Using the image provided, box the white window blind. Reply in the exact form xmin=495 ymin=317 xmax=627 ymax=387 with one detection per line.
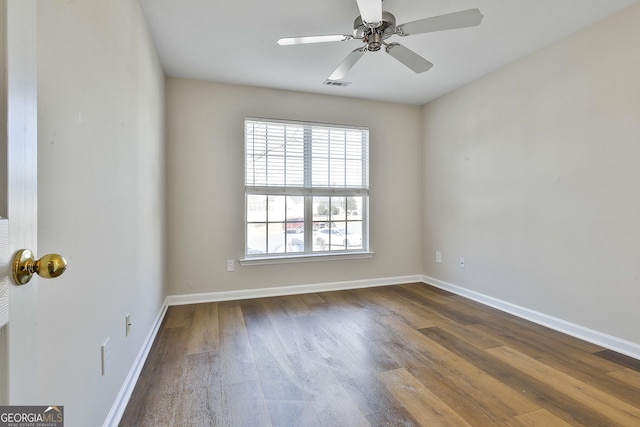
xmin=245 ymin=119 xmax=369 ymax=191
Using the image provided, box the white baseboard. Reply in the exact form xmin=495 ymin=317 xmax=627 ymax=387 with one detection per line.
xmin=103 ymin=301 xmax=169 ymax=427
xmin=103 ymin=273 xmax=639 ymax=426
xmin=422 ymin=275 xmax=640 ymax=361
xmin=165 ymin=275 xmax=423 ymax=306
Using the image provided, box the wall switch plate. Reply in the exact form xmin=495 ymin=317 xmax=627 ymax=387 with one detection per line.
xmin=435 ymin=251 xmax=442 ymax=263
xmin=226 ymin=260 xmax=235 ymax=272
xmin=126 ymin=314 xmax=132 ymax=337
xmin=459 ymin=257 xmax=465 ymax=269
xmin=101 ymin=338 xmax=111 ymax=376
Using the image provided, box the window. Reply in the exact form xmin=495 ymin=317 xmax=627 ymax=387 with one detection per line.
xmin=244 ymin=118 xmax=369 ymax=260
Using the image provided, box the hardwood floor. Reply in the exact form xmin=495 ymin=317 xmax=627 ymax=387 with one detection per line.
xmin=119 ymin=283 xmax=640 ymax=426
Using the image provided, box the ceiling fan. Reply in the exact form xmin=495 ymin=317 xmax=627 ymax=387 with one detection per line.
xmin=277 ymin=0 xmax=483 ymax=81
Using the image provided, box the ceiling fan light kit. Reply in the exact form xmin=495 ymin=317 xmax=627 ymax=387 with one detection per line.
xmin=277 ymin=0 xmax=483 ymax=82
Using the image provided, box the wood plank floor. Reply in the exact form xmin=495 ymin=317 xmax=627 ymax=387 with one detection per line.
xmin=119 ymin=283 xmax=640 ymax=426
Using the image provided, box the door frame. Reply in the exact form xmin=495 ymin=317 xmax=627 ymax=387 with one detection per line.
xmin=0 ymin=0 xmax=38 ymax=404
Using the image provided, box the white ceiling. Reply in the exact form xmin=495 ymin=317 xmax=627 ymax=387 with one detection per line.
xmin=138 ymin=0 xmax=639 ymax=105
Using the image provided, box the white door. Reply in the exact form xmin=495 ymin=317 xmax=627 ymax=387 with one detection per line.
xmin=0 ymin=0 xmax=39 ymax=404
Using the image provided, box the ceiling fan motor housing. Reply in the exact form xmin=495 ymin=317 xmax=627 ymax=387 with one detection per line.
xmin=354 ymin=11 xmax=396 ymax=51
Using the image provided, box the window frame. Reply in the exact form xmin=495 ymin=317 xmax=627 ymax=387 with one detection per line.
xmin=241 ymin=117 xmax=371 ymax=264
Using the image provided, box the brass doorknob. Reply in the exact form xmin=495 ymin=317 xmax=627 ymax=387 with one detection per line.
xmin=12 ymin=249 xmax=68 ymax=285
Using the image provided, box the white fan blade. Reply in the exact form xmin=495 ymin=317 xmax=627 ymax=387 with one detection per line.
xmin=277 ymin=34 xmax=353 ymax=45
xmin=356 ymin=0 xmax=382 ymax=26
xmin=386 ymin=43 xmax=433 ymax=73
xmin=396 ymin=9 xmax=483 ymax=36
xmin=328 ymin=48 xmax=366 ymax=80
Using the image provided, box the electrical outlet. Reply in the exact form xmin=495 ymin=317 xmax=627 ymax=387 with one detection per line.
xmin=126 ymin=314 xmax=132 ymax=337
xmin=435 ymin=251 xmax=442 ymax=263
xmin=226 ymin=260 xmax=235 ymax=272
xmin=459 ymin=257 xmax=465 ymax=269
xmin=101 ymin=338 xmax=111 ymax=376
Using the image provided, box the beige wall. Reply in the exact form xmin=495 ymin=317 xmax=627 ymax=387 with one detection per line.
xmin=37 ymin=0 xmax=165 ymax=424
xmin=422 ymin=3 xmax=640 ymax=345
xmin=166 ymin=79 xmax=423 ymax=295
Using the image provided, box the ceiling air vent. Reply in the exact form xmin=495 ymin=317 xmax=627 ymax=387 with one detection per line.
xmin=323 ymin=80 xmax=352 ymax=87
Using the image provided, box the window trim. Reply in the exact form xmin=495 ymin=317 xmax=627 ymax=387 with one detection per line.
xmin=239 ymin=251 xmax=374 ymax=266
xmin=244 ymin=117 xmax=370 ymax=261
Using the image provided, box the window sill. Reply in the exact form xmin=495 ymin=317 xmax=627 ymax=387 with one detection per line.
xmin=239 ymin=251 xmax=374 ymax=266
